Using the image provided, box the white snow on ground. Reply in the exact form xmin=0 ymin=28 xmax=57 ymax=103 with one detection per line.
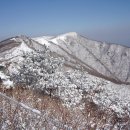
xmin=60 ymin=84 xmax=83 ymax=108
xmin=0 ymin=42 xmax=32 ymax=62
xmin=0 ymin=42 xmax=33 ymax=75
xmin=33 ymin=37 xmax=51 ymax=47
xmin=0 ymin=71 xmax=7 ymax=80
xmin=0 ymin=71 xmax=13 ymax=88
xmin=3 ymin=80 xmax=13 ymax=89
xmin=81 ymin=74 xmax=130 ymax=116
xmin=0 ymin=33 xmax=130 ymax=119
xmin=20 ymin=42 xmax=32 ymax=52
xmin=50 ymin=32 xmax=78 ymax=45
xmin=57 ymin=70 xmax=130 ymax=117
xmin=33 ymin=36 xmax=54 ymax=47
xmin=10 ymin=42 xmax=32 ymax=57
xmin=20 ymin=103 xmax=41 ymax=115
xmin=10 ymin=38 xmax=17 ymax=42
xmin=55 ymin=32 xmax=78 ymax=42
xmin=34 ymin=32 xmax=130 ymax=83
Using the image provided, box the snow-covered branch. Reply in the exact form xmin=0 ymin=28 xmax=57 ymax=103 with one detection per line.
xmin=0 ymin=92 xmax=72 ymax=130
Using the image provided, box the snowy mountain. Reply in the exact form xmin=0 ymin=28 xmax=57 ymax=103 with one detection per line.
xmin=0 ymin=32 xmax=130 ymax=85
xmin=0 ymin=35 xmax=45 ymax=72
xmin=34 ymin=32 xmax=130 ymax=85
xmin=1 ymin=33 xmax=130 ymax=129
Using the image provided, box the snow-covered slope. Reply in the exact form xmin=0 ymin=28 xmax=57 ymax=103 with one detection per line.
xmin=0 ymin=35 xmax=47 ymax=76
xmin=34 ymin=32 xmax=130 ymax=84
xmin=1 ymin=32 xmax=130 ymax=84
xmin=1 ymin=33 xmax=130 ymax=127
xmin=0 ymin=35 xmax=46 ymax=60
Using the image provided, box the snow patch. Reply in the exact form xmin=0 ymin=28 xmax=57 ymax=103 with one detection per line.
xmin=33 ymin=37 xmax=51 ymax=47
xmin=3 ymin=80 xmax=13 ymax=89
xmin=0 ymin=71 xmax=13 ymax=88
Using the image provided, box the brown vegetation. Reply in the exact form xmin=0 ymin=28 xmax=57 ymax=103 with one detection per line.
xmin=0 ymin=86 xmax=130 ymax=129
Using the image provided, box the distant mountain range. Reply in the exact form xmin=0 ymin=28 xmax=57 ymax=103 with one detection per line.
xmin=0 ymin=32 xmax=130 ymax=85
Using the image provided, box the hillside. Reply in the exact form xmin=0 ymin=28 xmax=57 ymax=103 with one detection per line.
xmin=34 ymin=32 xmax=130 ymax=84
xmin=0 ymin=33 xmax=130 ymax=129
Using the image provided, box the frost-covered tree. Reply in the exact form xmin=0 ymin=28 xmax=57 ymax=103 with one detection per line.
xmin=11 ymin=48 xmax=64 ymax=96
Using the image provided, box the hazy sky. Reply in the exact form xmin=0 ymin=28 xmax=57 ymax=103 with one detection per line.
xmin=0 ymin=0 xmax=130 ymax=46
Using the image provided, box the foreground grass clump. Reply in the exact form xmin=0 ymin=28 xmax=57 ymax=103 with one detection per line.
xmin=0 ymin=86 xmax=130 ymax=130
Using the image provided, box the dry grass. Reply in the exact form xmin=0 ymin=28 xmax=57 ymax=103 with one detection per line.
xmin=0 ymin=86 xmax=73 ymax=129
xmin=0 ymin=86 xmax=130 ymax=130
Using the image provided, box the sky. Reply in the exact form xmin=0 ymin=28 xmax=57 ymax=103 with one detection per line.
xmin=0 ymin=0 xmax=130 ymax=46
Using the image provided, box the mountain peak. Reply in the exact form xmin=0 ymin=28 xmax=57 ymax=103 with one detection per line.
xmin=55 ymin=32 xmax=79 ymax=42
xmin=61 ymin=32 xmax=79 ymax=37
xmin=65 ymin=32 xmax=78 ymax=36
xmin=56 ymin=32 xmax=79 ymax=39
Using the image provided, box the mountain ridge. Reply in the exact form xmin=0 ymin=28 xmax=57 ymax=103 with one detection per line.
xmin=0 ymin=32 xmax=130 ymax=85
xmin=34 ymin=32 xmax=130 ymax=84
